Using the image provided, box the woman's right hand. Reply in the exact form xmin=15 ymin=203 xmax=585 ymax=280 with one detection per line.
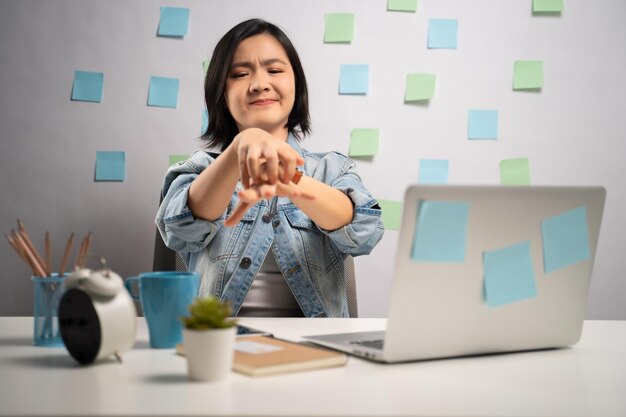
xmin=234 ymin=128 xmax=304 ymax=188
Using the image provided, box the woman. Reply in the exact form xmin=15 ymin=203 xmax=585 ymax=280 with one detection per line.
xmin=156 ymin=19 xmax=384 ymax=318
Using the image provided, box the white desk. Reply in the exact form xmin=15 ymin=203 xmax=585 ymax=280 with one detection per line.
xmin=1 ymin=318 xmax=625 ymax=417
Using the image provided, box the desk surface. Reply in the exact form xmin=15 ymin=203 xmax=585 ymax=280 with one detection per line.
xmin=1 ymin=318 xmax=625 ymax=417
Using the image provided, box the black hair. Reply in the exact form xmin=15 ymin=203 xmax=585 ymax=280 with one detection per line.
xmin=202 ymin=19 xmax=311 ymax=150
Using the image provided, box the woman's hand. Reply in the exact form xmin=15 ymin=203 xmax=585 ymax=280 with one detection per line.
xmin=222 ymin=128 xmax=314 ymax=227
xmin=224 ymin=179 xmax=315 ymax=228
xmin=235 ymin=128 xmax=304 ymax=188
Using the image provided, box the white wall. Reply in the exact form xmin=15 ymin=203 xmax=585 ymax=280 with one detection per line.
xmin=1 ymin=0 xmax=624 ymax=318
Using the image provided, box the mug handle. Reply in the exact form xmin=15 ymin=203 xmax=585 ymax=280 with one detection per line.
xmin=124 ymin=276 xmax=140 ymax=301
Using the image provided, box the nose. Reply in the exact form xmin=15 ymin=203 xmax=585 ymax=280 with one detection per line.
xmin=249 ymin=71 xmax=270 ymax=93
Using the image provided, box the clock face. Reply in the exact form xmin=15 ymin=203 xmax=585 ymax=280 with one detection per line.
xmin=59 ymin=288 xmax=102 ymax=365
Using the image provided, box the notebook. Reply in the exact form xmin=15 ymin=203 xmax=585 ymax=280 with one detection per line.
xmin=304 ymin=185 xmax=606 ymax=363
xmin=232 ymin=336 xmax=347 ymax=376
xmin=176 ymin=335 xmax=347 ymax=376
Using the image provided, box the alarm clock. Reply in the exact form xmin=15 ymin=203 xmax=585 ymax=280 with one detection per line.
xmin=58 ymin=263 xmax=136 ymax=365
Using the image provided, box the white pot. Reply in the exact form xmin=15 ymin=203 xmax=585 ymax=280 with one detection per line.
xmin=183 ymin=326 xmax=237 ymax=382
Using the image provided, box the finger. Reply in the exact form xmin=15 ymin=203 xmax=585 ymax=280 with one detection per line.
xmin=224 ymin=201 xmax=251 ymax=228
xmin=258 ymin=183 xmax=277 ymax=199
xmin=246 ymin=148 xmax=263 ymax=185
xmin=238 ymin=188 xmax=263 ymax=204
xmin=240 ymin=159 xmax=251 ymax=188
xmin=281 ymin=156 xmax=297 ymax=184
xmin=264 ymin=150 xmax=279 ymax=185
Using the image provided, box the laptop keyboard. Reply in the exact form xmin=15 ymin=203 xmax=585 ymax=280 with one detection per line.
xmin=350 ymin=339 xmax=384 ymax=350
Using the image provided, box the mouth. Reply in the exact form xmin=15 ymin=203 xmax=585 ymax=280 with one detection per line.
xmin=250 ymin=99 xmax=278 ymax=106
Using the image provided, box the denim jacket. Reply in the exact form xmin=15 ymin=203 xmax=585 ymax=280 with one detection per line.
xmin=155 ymin=134 xmax=384 ymax=317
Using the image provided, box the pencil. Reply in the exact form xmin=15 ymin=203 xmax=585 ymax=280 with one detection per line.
xmin=78 ymin=232 xmax=91 ymax=268
xmin=17 ymin=220 xmax=49 ymax=277
xmin=10 ymin=230 xmax=43 ymax=277
xmin=13 ymin=231 xmax=47 ymax=277
xmin=58 ymin=233 xmax=74 ymax=276
xmin=79 ymin=232 xmax=92 ymax=268
xmin=45 ymin=231 xmax=51 ymax=276
xmin=6 ymin=233 xmax=33 ymax=270
xmin=75 ymin=236 xmax=86 ymax=269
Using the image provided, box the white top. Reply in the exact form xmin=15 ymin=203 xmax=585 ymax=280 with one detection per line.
xmin=238 ymin=251 xmax=303 ymax=317
xmin=0 ymin=318 xmax=625 ymax=417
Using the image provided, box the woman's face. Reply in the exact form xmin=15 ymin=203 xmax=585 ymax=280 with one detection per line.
xmin=225 ymin=34 xmax=296 ymax=139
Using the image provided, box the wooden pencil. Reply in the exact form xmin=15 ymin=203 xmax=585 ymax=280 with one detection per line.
xmin=17 ymin=220 xmax=49 ymax=277
xmin=45 ymin=231 xmax=51 ymax=276
xmin=79 ymin=232 xmax=92 ymax=268
xmin=58 ymin=233 xmax=74 ymax=276
xmin=13 ymin=231 xmax=47 ymax=277
xmin=75 ymin=236 xmax=86 ymax=269
xmin=6 ymin=233 xmax=33 ymax=270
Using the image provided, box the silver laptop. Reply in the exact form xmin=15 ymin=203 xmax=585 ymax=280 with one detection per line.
xmin=304 ymin=185 xmax=606 ymax=363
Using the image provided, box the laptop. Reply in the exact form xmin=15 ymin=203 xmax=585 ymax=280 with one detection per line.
xmin=304 ymin=185 xmax=606 ymax=363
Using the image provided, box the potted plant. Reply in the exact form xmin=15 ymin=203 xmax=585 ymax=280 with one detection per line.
xmin=181 ymin=296 xmax=238 ymax=382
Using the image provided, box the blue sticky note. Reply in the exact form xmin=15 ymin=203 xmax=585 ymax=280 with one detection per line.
xmin=484 ymin=241 xmax=537 ymax=308
xmin=428 ymin=19 xmax=458 ymax=49
xmin=541 ymin=206 xmax=590 ymax=273
xmin=339 ymin=64 xmax=369 ymax=95
xmin=419 ymin=159 xmax=449 ymax=184
xmin=71 ymin=71 xmax=103 ymax=103
xmin=411 ymin=201 xmax=469 ymax=263
xmin=201 ymin=109 xmax=209 ymax=134
xmin=158 ymin=7 xmax=190 ymax=37
xmin=148 ymin=76 xmax=179 ymax=108
xmin=95 ymin=151 xmax=125 ymax=182
xmin=468 ymin=109 xmax=498 ymax=140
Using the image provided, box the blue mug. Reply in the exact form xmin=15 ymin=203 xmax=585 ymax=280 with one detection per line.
xmin=125 ymin=271 xmax=199 ymax=349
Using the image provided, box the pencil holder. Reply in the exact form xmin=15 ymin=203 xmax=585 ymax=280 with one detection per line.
xmin=32 ymin=275 xmax=65 ymax=347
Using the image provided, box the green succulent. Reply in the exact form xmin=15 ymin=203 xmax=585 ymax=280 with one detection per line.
xmin=181 ymin=296 xmax=238 ymax=330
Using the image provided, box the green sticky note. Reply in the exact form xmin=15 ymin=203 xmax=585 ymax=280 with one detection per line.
xmin=95 ymin=151 xmax=125 ymax=182
xmin=379 ymin=200 xmax=403 ymax=231
xmin=202 ymin=59 xmax=210 ymax=76
xmin=405 ymin=74 xmax=436 ymax=101
xmin=541 ymin=206 xmax=590 ymax=273
xmin=411 ymin=201 xmax=469 ymax=263
xmin=324 ymin=13 xmax=354 ymax=43
xmin=169 ymin=154 xmax=188 ymax=167
xmin=484 ymin=241 xmax=537 ymax=308
xmin=533 ymin=0 xmax=563 ymax=13
xmin=349 ymin=128 xmax=379 ymax=157
xmin=387 ymin=0 xmax=418 ymax=12
xmin=500 ymin=158 xmax=531 ymax=185
xmin=513 ymin=61 xmax=544 ymax=90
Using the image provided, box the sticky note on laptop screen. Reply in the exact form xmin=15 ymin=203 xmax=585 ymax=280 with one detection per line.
xmin=411 ymin=201 xmax=469 ymax=262
xmin=541 ymin=206 xmax=590 ymax=273
xmin=484 ymin=241 xmax=537 ymax=308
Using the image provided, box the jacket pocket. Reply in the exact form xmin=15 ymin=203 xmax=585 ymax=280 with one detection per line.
xmin=208 ymin=204 xmax=260 ymax=262
xmin=284 ymin=209 xmax=339 ymax=273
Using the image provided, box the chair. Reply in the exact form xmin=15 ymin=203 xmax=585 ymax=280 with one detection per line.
xmin=153 ymin=222 xmax=359 ymax=317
